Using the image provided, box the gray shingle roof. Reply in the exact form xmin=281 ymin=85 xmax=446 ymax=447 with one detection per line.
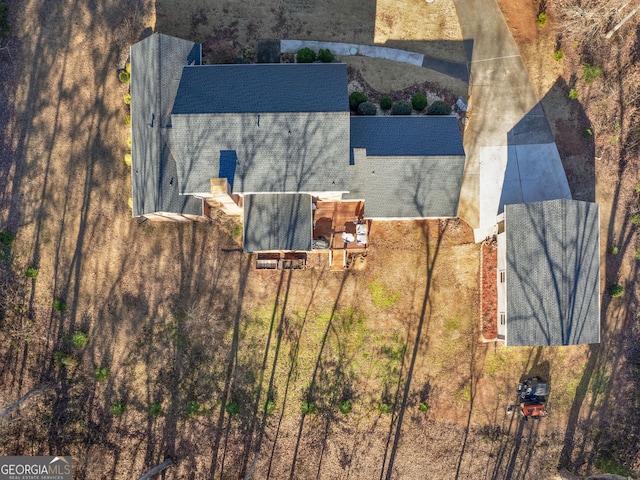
xmin=130 ymin=33 xmax=203 ymax=217
xmin=243 ymin=194 xmax=312 ymax=252
xmin=172 ymin=64 xmax=349 ymax=114
xmin=349 ymin=116 xmax=464 ymax=164
xmin=344 ymin=155 xmax=465 ymax=218
xmin=505 ymin=199 xmax=600 ymax=346
xmin=168 ymin=112 xmax=350 ymax=194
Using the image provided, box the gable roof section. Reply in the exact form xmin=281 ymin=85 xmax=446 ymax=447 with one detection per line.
xmin=243 ymin=194 xmax=312 ymax=252
xmin=349 ymin=116 xmax=465 ymax=164
xmin=345 ymin=116 xmax=465 ymax=218
xmin=130 ymin=33 xmax=203 ymax=217
xmin=505 ymin=199 xmax=600 ymax=346
xmin=172 ymin=63 xmax=348 ymax=114
xmin=169 ymin=112 xmax=350 ymax=195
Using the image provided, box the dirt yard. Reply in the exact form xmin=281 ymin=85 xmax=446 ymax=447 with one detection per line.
xmin=0 ymin=0 xmax=638 ymax=478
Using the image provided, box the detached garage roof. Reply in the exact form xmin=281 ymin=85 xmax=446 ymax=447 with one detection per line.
xmin=505 ymin=199 xmax=600 ymax=346
xmin=243 ymin=194 xmax=313 ymax=252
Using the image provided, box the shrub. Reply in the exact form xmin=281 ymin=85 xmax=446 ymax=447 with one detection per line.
xmin=0 ymin=230 xmax=14 ymax=246
xmin=609 ymin=284 xmax=624 ymax=297
xmin=427 ymin=100 xmax=452 ymax=115
xmin=391 ymin=100 xmax=413 ymax=115
xmin=225 ymin=401 xmax=240 ymax=415
xmin=631 ymin=213 xmax=640 ymax=225
xmin=357 ymin=101 xmax=377 ymax=116
xmin=53 ymin=352 xmax=78 ymax=368
xmin=418 ymin=402 xmax=430 ymax=412
xmin=338 ymin=400 xmax=352 ymax=414
xmin=568 ymin=88 xmax=579 ymax=100
xmin=123 ymin=93 xmax=131 ymax=105
xmin=301 ymin=401 xmax=317 ymax=415
xmin=125 ymin=61 xmax=130 ymax=74
xmin=52 ymin=299 xmax=66 ymax=312
xmin=608 ymin=246 xmax=619 ymax=255
xmin=380 ymin=95 xmax=392 ymax=110
xmin=25 ymin=266 xmax=39 ymax=278
xmin=296 ymin=47 xmax=316 ymax=63
xmin=635 ymin=249 xmax=640 ymax=260
xmin=379 ymin=403 xmax=391 ymax=414
xmin=536 ymin=12 xmax=547 ymax=27
xmin=553 ymin=50 xmax=564 ymax=61
xmin=582 ymin=128 xmax=593 ymax=138
xmin=149 ymin=402 xmax=162 ymax=416
xmin=411 ymin=93 xmax=427 ymax=111
xmin=0 ymin=3 xmax=10 ymax=37
xmin=582 ymin=64 xmax=603 ymax=84
xmin=110 ymin=401 xmax=126 ymax=416
xmin=264 ymin=400 xmax=276 ymax=414
xmin=71 ymin=331 xmax=88 ymax=348
xmin=187 ymin=400 xmax=200 ymax=416
xmin=126 ymin=136 xmax=132 ymax=148
xmin=118 ymin=70 xmax=130 ymax=84
xmin=125 ymin=114 xmax=131 ymax=126
xmin=95 ymin=366 xmax=110 ymax=381
xmin=124 ymin=153 xmax=132 ymax=166
xmin=317 ymin=48 xmax=334 ymax=63
xmin=349 ymin=92 xmax=367 ymax=111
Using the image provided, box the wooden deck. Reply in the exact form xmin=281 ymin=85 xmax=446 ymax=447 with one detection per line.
xmin=313 ymin=200 xmax=368 ymax=251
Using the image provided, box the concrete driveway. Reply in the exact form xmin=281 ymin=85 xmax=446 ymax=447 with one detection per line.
xmin=453 ymin=0 xmax=571 ymax=241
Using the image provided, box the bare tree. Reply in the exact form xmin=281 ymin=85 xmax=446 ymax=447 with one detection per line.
xmin=0 ymin=383 xmax=54 ymax=421
xmin=557 ymin=0 xmax=633 ymax=40
xmin=138 ymin=458 xmax=174 ymax=480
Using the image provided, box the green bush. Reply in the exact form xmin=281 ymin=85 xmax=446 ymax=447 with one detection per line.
xmin=95 ymin=366 xmax=110 ymax=381
xmin=582 ymin=64 xmax=603 ymax=84
xmin=72 ymin=331 xmax=88 ymax=348
xmin=608 ymin=246 xmax=619 ymax=255
xmin=225 ymin=401 xmax=240 ymax=415
xmin=635 ymin=249 xmax=640 ymax=260
xmin=264 ymin=400 xmax=276 ymax=414
xmin=536 ymin=12 xmax=547 ymax=27
xmin=411 ymin=93 xmax=428 ymax=111
xmin=418 ymin=402 xmax=430 ymax=412
xmin=391 ymin=100 xmax=413 ymax=115
xmin=25 ymin=266 xmax=39 ymax=278
xmin=357 ymin=101 xmax=377 ymax=116
xmin=53 ymin=351 xmax=78 ymax=368
xmin=123 ymin=93 xmax=131 ymax=105
xmin=338 ymin=400 xmax=352 ymax=414
xmin=568 ymin=88 xmax=579 ymax=100
xmin=317 ymin=48 xmax=334 ymax=63
xmin=427 ymin=100 xmax=452 ymax=115
xmin=609 ymin=284 xmax=624 ymax=297
xmin=124 ymin=153 xmax=132 ymax=167
xmin=582 ymin=128 xmax=593 ymax=138
xmin=380 ymin=95 xmax=392 ymax=110
xmin=0 ymin=3 xmax=10 ymax=37
xmin=0 ymin=230 xmax=14 ymax=247
xmin=301 ymin=401 xmax=317 ymax=415
xmin=125 ymin=114 xmax=131 ymax=126
xmin=553 ymin=50 xmax=564 ymax=61
xmin=149 ymin=402 xmax=162 ymax=416
xmin=631 ymin=213 xmax=640 ymax=225
xmin=118 ymin=71 xmax=130 ymax=84
xmin=187 ymin=400 xmax=200 ymax=416
xmin=349 ymin=92 xmax=367 ymax=111
xmin=110 ymin=401 xmax=126 ymax=416
xmin=296 ymin=47 xmax=316 ymax=63
xmin=379 ymin=403 xmax=391 ymax=414
xmin=126 ymin=136 xmax=132 ymax=148
xmin=52 ymin=299 xmax=66 ymax=312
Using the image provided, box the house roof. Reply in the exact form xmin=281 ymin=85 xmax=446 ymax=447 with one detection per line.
xmin=243 ymin=194 xmax=313 ymax=252
xmin=344 ymin=116 xmax=466 ymax=218
xmin=172 ymin=63 xmax=349 ymax=114
xmin=505 ymin=199 xmax=600 ymax=346
xmin=168 ymin=112 xmax=350 ymax=195
xmin=130 ymin=33 xmax=203 ymax=217
xmin=349 ymin=116 xmax=465 ymax=164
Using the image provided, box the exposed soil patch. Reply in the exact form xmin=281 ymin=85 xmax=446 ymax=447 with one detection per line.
xmin=480 ymin=241 xmax=497 ymax=340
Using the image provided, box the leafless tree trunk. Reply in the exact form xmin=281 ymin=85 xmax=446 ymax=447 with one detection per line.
xmin=557 ymin=0 xmax=632 ymax=40
xmin=138 ymin=458 xmax=174 ymax=480
xmin=0 ymin=383 xmax=54 ymax=421
xmin=605 ymin=5 xmax=640 ymax=39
